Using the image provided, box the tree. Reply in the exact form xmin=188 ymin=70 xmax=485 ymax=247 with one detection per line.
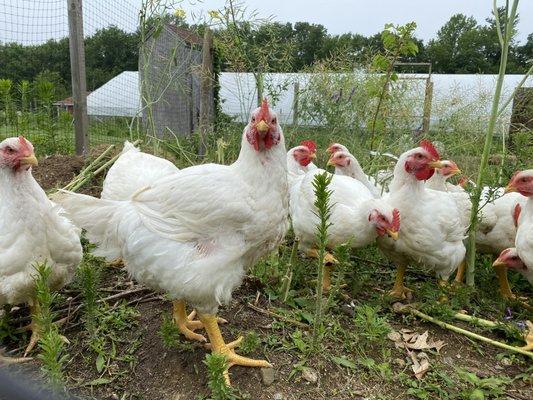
xmin=426 ymin=14 xmax=480 ymax=72
xmin=84 ymin=26 xmax=139 ymax=90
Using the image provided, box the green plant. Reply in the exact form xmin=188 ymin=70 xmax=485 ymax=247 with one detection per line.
xmin=353 ymin=305 xmax=391 ymax=344
xmin=239 ymin=331 xmax=261 ymax=355
xmin=311 ymin=171 xmax=333 ymax=350
xmin=0 ymin=78 xmax=13 ymax=126
xmin=76 ymin=253 xmax=102 ymax=335
xmin=456 ymin=368 xmax=511 ymax=399
xmin=33 ymin=262 xmax=68 ymax=387
xmin=466 ymin=0 xmax=530 ymax=285
xmin=204 ymin=353 xmax=238 ymax=400
xmin=158 ymin=314 xmax=193 ymax=351
xmin=369 ymin=22 xmax=419 ymax=148
xmin=86 ymin=301 xmax=140 ymax=375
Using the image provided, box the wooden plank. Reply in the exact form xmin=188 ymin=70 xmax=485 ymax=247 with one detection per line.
xmin=67 ymin=0 xmax=89 ymax=156
xmin=198 ymin=28 xmax=214 ymax=157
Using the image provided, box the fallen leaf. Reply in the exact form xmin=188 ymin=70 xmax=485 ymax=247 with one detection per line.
xmin=409 ymin=351 xmax=430 ymax=380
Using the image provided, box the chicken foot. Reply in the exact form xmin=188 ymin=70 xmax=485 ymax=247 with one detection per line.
xmin=307 ymin=248 xmax=338 ymax=292
xmin=389 ymin=264 xmax=412 ymax=299
xmin=172 ymin=300 xmax=227 ymax=343
xmin=198 ymin=312 xmax=272 ymax=385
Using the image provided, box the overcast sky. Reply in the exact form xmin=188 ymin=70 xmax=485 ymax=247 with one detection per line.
xmin=0 ymin=0 xmax=531 ymax=45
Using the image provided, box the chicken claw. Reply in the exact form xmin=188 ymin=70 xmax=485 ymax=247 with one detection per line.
xmin=199 ymin=313 xmax=272 ymax=385
xmin=173 ymin=300 xmax=207 ymax=342
xmin=388 ymin=265 xmax=412 ymax=299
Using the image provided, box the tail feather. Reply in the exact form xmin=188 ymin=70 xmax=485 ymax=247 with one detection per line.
xmin=53 ymin=190 xmax=134 ymax=261
xmin=120 ymin=140 xmax=140 ymax=155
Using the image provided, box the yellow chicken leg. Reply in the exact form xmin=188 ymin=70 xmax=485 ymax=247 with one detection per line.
xmin=454 ymin=260 xmax=466 ymax=283
xmin=21 ymin=303 xmax=40 ymax=357
xmin=389 ymin=265 xmax=412 ymax=299
xmin=172 ymin=300 xmax=228 ymax=343
xmin=493 ymin=265 xmax=515 ymax=300
xmin=198 ymin=312 xmax=272 ymax=385
xmin=307 ymin=249 xmax=338 ymax=292
xmin=520 ymin=321 xmax=533 ymax=352
xmin=173 ymin=300 xmax=208 ymax=343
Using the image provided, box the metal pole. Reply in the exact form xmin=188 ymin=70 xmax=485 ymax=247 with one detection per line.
xmin=67 ymin=0 xmax=89 ymax=156
xmin=198 ymin=28 xmax=214 ymax=158
xmin=292 ymin=81 xmax=300 ymax=126
xmin=422 ymin=79 xmax=433 ymax=134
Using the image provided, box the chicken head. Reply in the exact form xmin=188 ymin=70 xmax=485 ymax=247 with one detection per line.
xmin=246 ymin=99 xmax=282 ymax=152
xmin=0 ymin=136 xmax=38 ymax=172
xmin=505 ymin=170 xmax=533 ymax=197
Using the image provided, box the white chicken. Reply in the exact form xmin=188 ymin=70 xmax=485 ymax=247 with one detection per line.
xmin=377 ymin=140 xmax=466 ymax=298
xmin=287 ymin=140 xmax=317 ymax=187
xmin=290 ymin=152 xmax=400 ymax=291
xmin=326 ymin=150 xmax=381 ymax=198
xmin=55 ymin=100 xmax=288 ymax=383
xmin=101 ymin=141 xmax=179 ymax=200
xmin=425 ymin=160 xmax=463 ymax=193
xmin=0 ymin=136 xmax=82 ymax=359
xmin=501 ymin=170 xmax=533 ymax=288
xmin=327 ymin=143 xmax=393 ymax=194
xmin=493 ymin=248 xmax=533 ymax=285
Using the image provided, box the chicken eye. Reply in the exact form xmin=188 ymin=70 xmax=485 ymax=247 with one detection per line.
xmin=251 ymin=116 xmax=256 ymax=122
xmin=4 ymin=146 xmax=14 ymax=154
xmin=271 ymin=118 xmax=277 ymax=124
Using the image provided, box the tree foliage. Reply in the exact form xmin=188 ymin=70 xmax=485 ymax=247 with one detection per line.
xmin=0 ymin=7 xmax=530 ymax=102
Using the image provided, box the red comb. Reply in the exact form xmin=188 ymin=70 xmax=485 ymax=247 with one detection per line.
xmin=392 ymin=208 xmax=400 ymax=231
xmin=420 ymin=140 xmax=440 ymax=160
xmin=513 ymin=203 xmax=522 ymax=228
xmin=18 ymin=136 xmax=31 ymax=152
xmin=300 ymin=140 xmax=316 ymax=153
xmin=258 ymin=98 xmax=269 ymax=121
xmin=500 ymin=248 xmax=512 ymax=257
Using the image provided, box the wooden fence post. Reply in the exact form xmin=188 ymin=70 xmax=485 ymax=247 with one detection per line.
xmin=67 ymin=0 xmax=89 ymax=156
xmin=422 ymin=78 xmax=434 ymax=134
xmin=292 ymin=81 xmax=300 ymax=126
xmin=198 ymin=28 xmax=214 ymax=158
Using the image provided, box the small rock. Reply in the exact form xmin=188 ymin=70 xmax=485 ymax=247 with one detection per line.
xmin=394 ymin=358 xmax=406 ymax=367
xmin=261 ymin=367 xmax=275 ymax=386
xmin=341 ymin=304 xmax=355 ymax=317
xmin=456 ymin=354 xmax=462 ymax=359
xmin=443 ymin=357 xmax=454 ymax=365
xmin=301 ymin=367 xmax=318 ymax=384
xmin=110 ymin=394 xmax=119 ymax=400
xmin=500 ymin=357 xmax=512 ymax=366
xmin=273 ymin=393 xmax=284 ymax=400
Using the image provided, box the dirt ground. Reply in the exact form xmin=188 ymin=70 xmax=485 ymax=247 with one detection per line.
xmin=2 ymin=154 xmax=532 ymax=400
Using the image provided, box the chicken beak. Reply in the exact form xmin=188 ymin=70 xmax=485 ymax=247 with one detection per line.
xmin=504 ymin=183 xmax=517 ymax=194
xmin=492 ymin=258 xmax=506 ymax=268
xmin=256 ymin=120 xmax=269 ymax=134
xmin=386 ymin=229 xmax=399 ymax=241
xmin=20 ymin=154 xmax=38 ymax=167
xmin=309 ymin=152 xmax=317 ymax=160
xmin=451 ymin=167 xmax=462 ymax=176
xmin=428 ymin=160 xmax=445 ymax=169
xmin=326 ymin=158 xmax=335 ymax=167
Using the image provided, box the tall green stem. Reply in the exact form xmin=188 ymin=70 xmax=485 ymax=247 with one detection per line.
xmin=465 ymin=0 xmax=519 ymax=286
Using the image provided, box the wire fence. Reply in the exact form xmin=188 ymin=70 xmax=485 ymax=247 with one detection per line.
xmin=0 ymin=0 xmax=213 ymax=155
xmin=0 ymin=0 xmax=531 ymax=158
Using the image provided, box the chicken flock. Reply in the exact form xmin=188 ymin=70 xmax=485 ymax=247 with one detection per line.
xmin=0 ymin=99 xmax=531 ymax=384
